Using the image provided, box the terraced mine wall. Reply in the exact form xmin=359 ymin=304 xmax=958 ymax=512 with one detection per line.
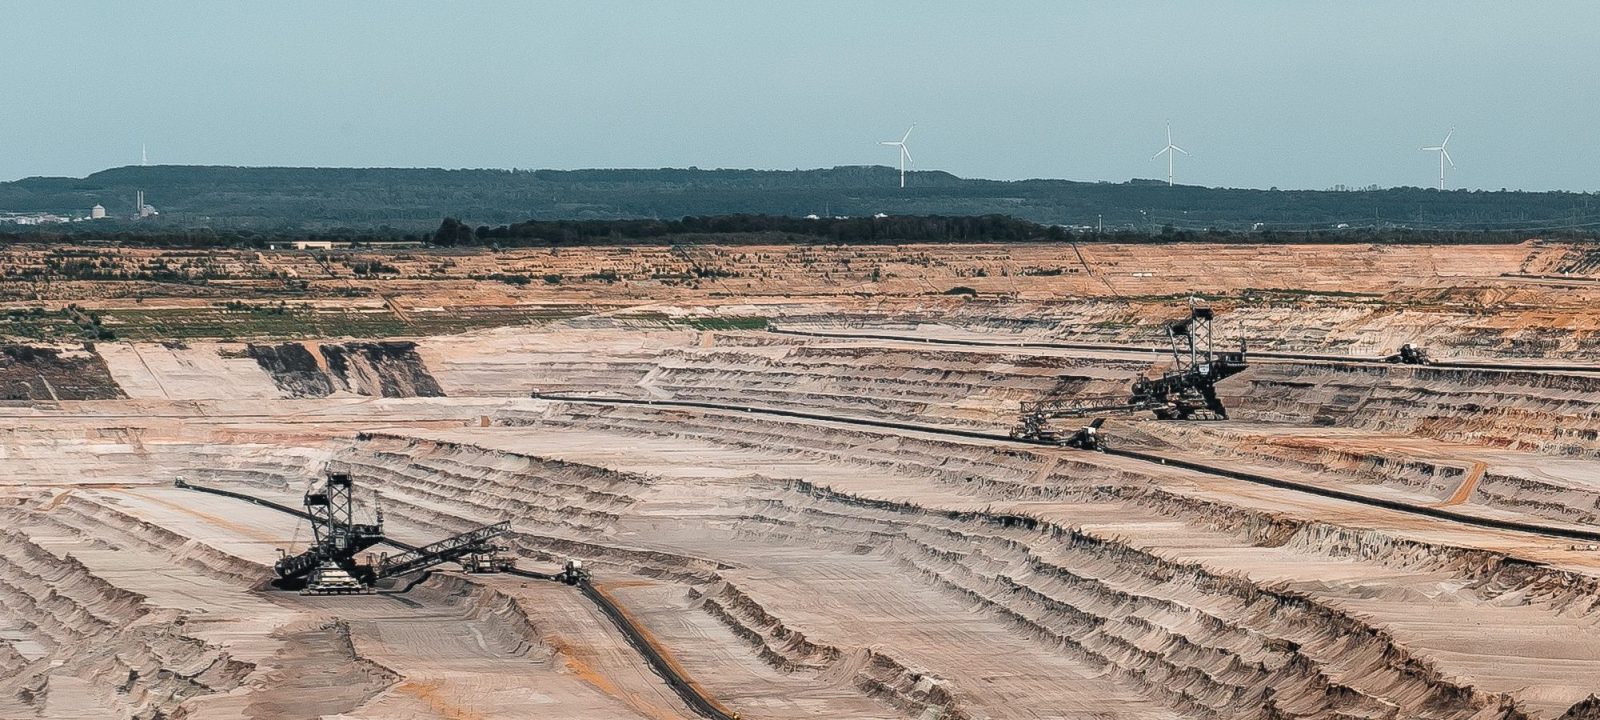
xmin=0 ymin=345 xmax=125 ymax=401
xmin=492 ymin=332 xmax=1145 ymax=429
xmin=1133 ymin=420 xmax=1573 ymax=512
xmin=775 ymin=479 xmax=1529 ymax=720
xmin=788 ymin=290 xmax=1600 ymax=361
xmin=533 ymin=401 xmax=1600 ymax=710
xmin=8 ymin=241 xmax=1600 ymax=718
xmin=321 ymin=342 xmax=445 ymax=398
xmin=247 ymin=341 xmax=443 ymax=398
xmin=0 ymin=528 xmax=255 ymax=718
xmin=1225 ymin=362 xmax=1600 ymax=457
xmin=245 ymin=343 xmax=333 ymax=397
xmin=7 ymin=337 xmax=1599 ymax=717
xmin=348 ymin=412 xmax=1595 ymax=719
xmin=2 ymin=242 xmax=1595 ymax=359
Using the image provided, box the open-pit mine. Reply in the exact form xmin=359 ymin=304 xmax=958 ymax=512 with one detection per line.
xmin=3 ymin=239 xmax=1600 ymax=719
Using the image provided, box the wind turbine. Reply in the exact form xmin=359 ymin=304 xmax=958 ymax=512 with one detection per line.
xmin=1420 ymin=128 xmax=1455 ymax=190
xmin=1151 ymin=122 xmax=1188 ymax=187
xmin=880 ymin=124 xmax=914 ymax=188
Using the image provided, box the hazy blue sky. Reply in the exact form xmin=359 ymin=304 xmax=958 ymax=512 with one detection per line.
xmin=3 ymin=2 xmax=1597 ymax=190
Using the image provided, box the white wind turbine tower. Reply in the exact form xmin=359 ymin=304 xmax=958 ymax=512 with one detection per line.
xmin=880 ymin=124 xmax=914 ymax=188
xmin=1420 ymin=128 xmax=1455 ymax=190
xmin=1151 ymin=122 xmax=1188 ymax=187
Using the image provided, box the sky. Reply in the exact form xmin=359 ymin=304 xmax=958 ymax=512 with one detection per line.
xmin=3 ymin=2 xmax=1598 ymax=191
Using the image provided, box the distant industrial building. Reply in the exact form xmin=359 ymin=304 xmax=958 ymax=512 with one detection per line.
xmin=90 ymin=205 xmax=106 ymax=219
xmin=0 ymin=213 xmax=69 ymax=225
xmin=136 ymin=191 xmax=158 ymax=218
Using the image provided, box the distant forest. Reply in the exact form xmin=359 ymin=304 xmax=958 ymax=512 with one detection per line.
xmin=435 ymin=215 xmax=1551 ymax=248
xmin=0 ymin=212 xmax=1569 ymax=250
xmin=437 ymin=214 xmax=1066 ymax=246
xmin=2 ymin=165 xmax=1598 ymax=235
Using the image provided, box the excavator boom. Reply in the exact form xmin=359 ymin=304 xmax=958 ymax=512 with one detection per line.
xmin=375 ymin=521 xmax=512 ymax=579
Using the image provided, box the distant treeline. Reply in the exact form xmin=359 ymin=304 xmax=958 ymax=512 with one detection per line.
xmin=4 ymin=165 xmax=1600 ymax=232
xmin=0 ymin=214 xmax=1585 ymax=249
xmin=438 ymin=214 xmax=1578 ymax=248
xmin=438 ymin=214 xmax=1067 ymax=246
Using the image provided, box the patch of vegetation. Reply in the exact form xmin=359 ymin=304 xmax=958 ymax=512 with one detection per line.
xmin=450 ymin=214 xmax=1063 ymax=248
xmin=220 ymin=300 xmax=292 ymax=314
xmin=1239 ymin=287 xmax=1384 ymax=299
xmin=686 ymin=316 xmax=769 ymax=331
xmin=348 ymin=260 xmax=400 ymax=277
xmin=64 ymin=304 xmax=115 ymax=340
xmin=469 ymin=273 xmax=531 ymax=286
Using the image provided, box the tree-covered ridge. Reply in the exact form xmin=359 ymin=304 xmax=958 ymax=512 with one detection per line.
xmin=1 ymin=165 xmax=1597 ymax=233
xmin=439 ymin=214 xmax=1063 ymax=246
xmin=0 ymin=214 xmax=1575 ymax=249
xmin=436 ymin=215 xmax=1550 ymax=248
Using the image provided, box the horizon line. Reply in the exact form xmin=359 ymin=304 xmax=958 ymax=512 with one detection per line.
xmin=1 ymin=164 xmax=1595 ymax=195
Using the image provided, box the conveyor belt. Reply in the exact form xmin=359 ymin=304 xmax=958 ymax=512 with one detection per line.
xmin=580 ymin=581 xmax=741 ymax=720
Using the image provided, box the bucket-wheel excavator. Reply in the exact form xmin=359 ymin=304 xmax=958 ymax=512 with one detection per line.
xmin=1013 ymin=302 xmax=1249 ymax=443
xmin=271 ymin=471 xmax=514 ymax=594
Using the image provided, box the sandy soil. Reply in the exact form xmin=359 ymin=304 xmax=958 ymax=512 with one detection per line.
xmin=1 ymin=242 xmax=1599 ymax=718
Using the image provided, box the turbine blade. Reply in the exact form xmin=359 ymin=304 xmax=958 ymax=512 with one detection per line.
xmin=1421 ymin=145 xmax=1442 ymax=151
xmin=1442 ymin=127 xmax=1454 ymax=146
xmin=1152 ymin=148 xmax=1168 ymax=160
xmin=901 ymin=145 xmax=913 ymax=163
xmin=1443 ymin=149 xmax=1455 ymax=167
xmin=1172 ymin=145 xmax=1189 ymax=155
xmin=881 ymin=141 xmax=899 ymax=146
xmin=901 ymin=125 xmax=914 ymax=143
